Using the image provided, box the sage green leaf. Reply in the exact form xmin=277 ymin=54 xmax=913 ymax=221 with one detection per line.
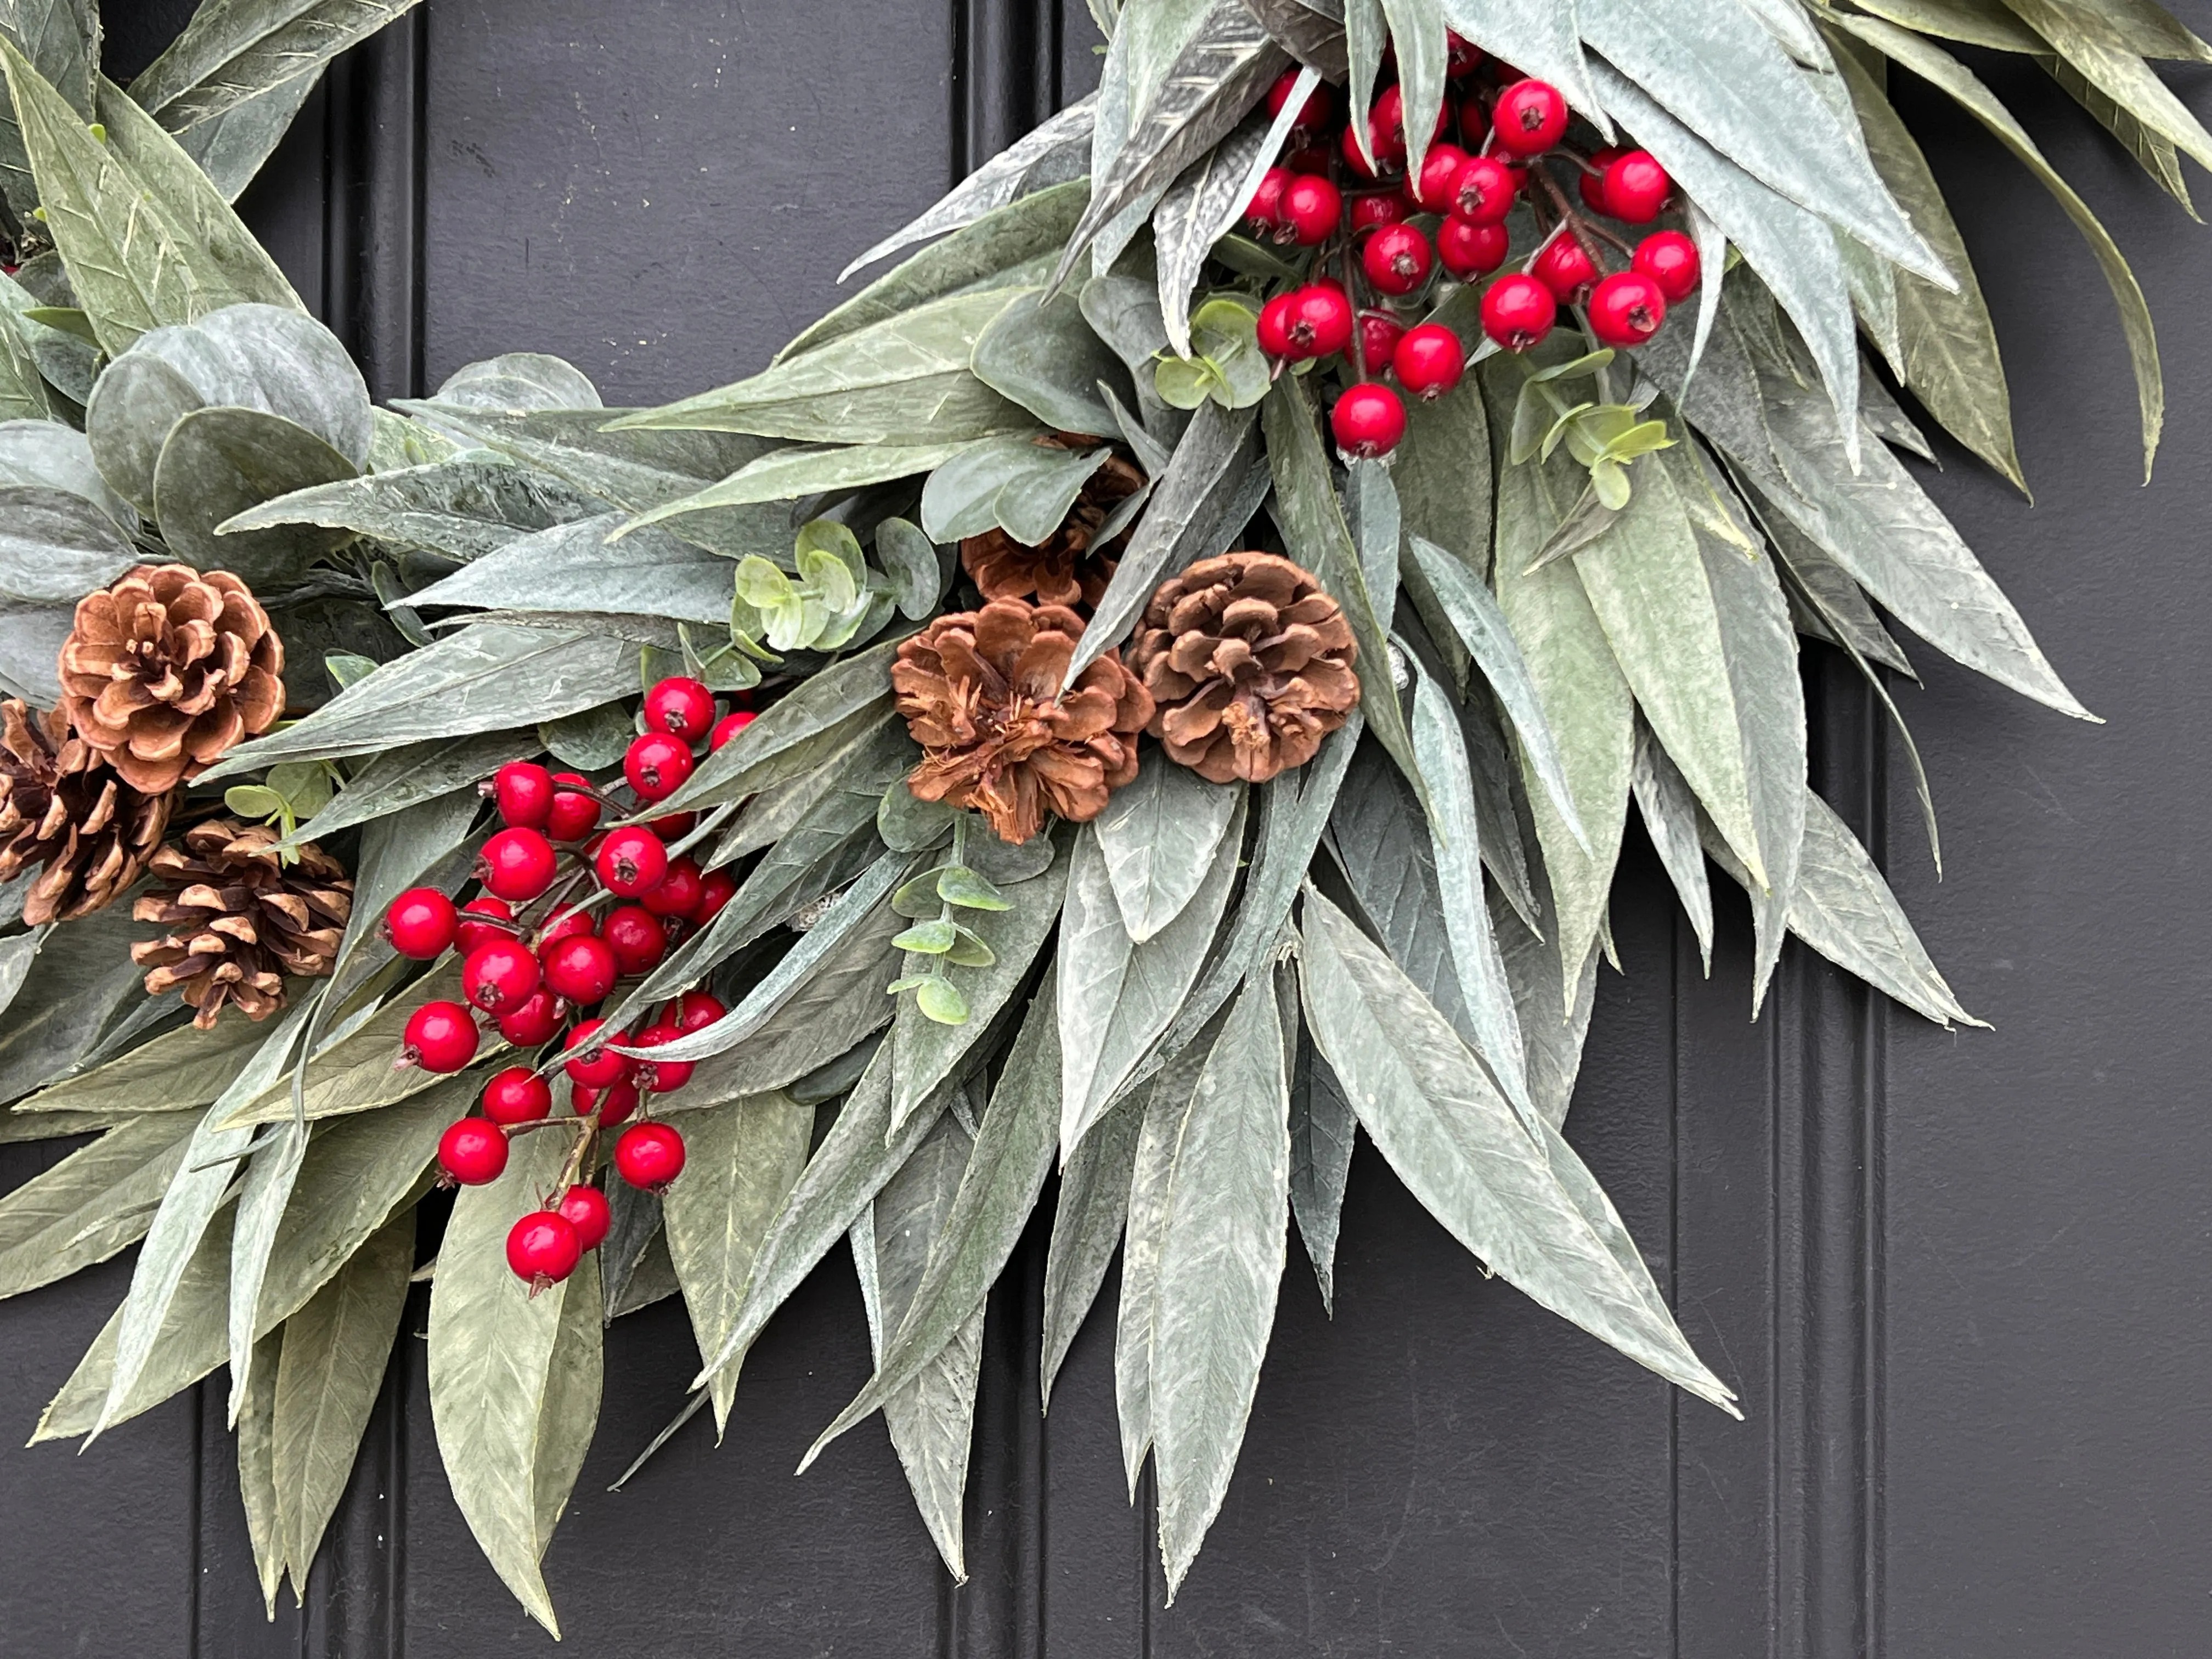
xmin=609 ymin=286 xmax=1031 ymax=445
xmin=1492 ymin=882 xmax=1597 ymax=1132
xmin=155 ymin=405 xmax=359 ymax=584
xmin=1300 ymin=889 xmax=1739 ymax=1410
xmin=972 ymin=286 xmax=1130 ymax=437
xmin=1289 ymin=1034 xmax=1357 ymax=1313
xmin=406 ymin=514 xmax=737 ymax=625
xmin=0 ymin=898 xmax=159 ymax=1105
xmin=432 ymin=352 xmax=600 ymax=413
xmin=326 ymin=787 xmax=483 ymax=1001
xmin=1850 ymin=0 xmax=2046 ymax=52
xmin=283 ymin=731 xmax=521 ymax=849
xmin=1041 ymin=1086 xmax=1142 ymax=1407
xmin=110 ymin=300 xmax=375 ymax=462
xmin=1057 ymin=792 xmax=1244 ymax=1159
xmin=236 ymin=1324 xmax=285 ymax=1614
xmin=0 ymin=282 xmax=55 ymax=421
xmin=227 ymin=1120 xmax=306 ymax=1426
xmin=891 ymin=844 xmax=1069 ymax=1130
xmin=1080 ymin=271 xmax=1173 ymax=384
xmin=1154 ymin=101 xmax=1295 ymax=358
xmin=0 ymin=1110 xmax=196 ymax=1299
xmin=200 ymin=623 xmax=642 ymax=776
xmin=1835 ymin=12 xmax=2162 ymax=477
xmin=1122 ymin=974 xmax=1288 ymax=1598
xmin=0 ymin=487 xmax=133 ymax=604
xmin=662 ymin=1090 xmax=814 ymax=1430
xmin=0 ymin=417 xmax=131 ymax=536
xmin=675 ymin=927 xmax=896 ymax=1107
xmin=1380 ymin=0 xmax=1449 ymax=181
xmin=427 ymin=1126 xmax=595 ymax=1636
xmin=874 ymin=517 xmax=944 ymax=620
xmin=1571 ymin=456 xmax=1763 ymax=884
xmin=1631 ymin=719 xmax=1715 ymax=974
xmin=2002 ymin=0 xmax=2212 ymax=177
xmin=1436 ymin=0 xmax=1607 ymax=129
xmin=1095 ymin=752 xmax=1242 ymax=943
xmin=1062 ymin=396 xmax=1256 ymax=686
xmin=2046 ymin=52 xmax=2194 ymax=219
xmin=919 ymin=432 xmax=1108 ymax=544
xmin=272 ymin=1207 xmax=411 ymax=1584
xmin=221 ymin=456 xmax=599 ymax=560
xmin=629 ymin=439 xmax=983 ymax=528
xmin=528 ymin=702 xmax=624 ymax=771
xmin=1749 ymin=483 xmax=1913 ymax=674
xmin=1393 ymin=378 xmax=1492 ymax=691
xmin=656 ymin=635 xmax=904 ymax=814
xmin=131 ymin=0 xmax=420 ymax=143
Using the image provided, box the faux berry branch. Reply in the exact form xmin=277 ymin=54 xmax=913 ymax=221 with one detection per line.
xmin=0 ymin=0 xmax=2201 ymax=1635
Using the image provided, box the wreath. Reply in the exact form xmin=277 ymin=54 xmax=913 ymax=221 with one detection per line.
xmin=0 ymin=0 xmax=2192 ymax=1633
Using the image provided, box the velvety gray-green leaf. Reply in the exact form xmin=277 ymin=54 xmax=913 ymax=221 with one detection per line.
xmin=1095 ymin=753 xmax=1242 ymax=943
xmin=1041 ymin=1087 xmax=1142 ymax=1407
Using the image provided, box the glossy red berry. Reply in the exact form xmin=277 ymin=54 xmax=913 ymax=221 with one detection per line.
xmin=496 ymin=988 xmax=565 ymax=1048
xmin=1532 ymin=234 xmax=1600 ymax=305
xmin=1265 ymin=67 xmax=1330 ymax=129
xmin=1580 ymin=146 xmax=1620 ymax=211
xmin=630 ymin=1022 xmax=695 ymax=1094
xmin=624 ymin=732 xmax=694 ymax=804
xmin=1331 ymin=383 xmax=1408 ymax=459
xmin=1436 ymin=216 xmax=1510 ymax=279
xmin=1392 ymin=323 xmax=1466 ymax=400
xmin=1246 ymin=165 xmax=1290 ymax=232
xmin=546 ymin=773 xmax=602 ymax=842
xmin=595 ymin=825 xmax=668 ymax=898
xmin=1357 ymin=311 xmax=1407 ymax=377
xmin=438 ymin=1118 xmax=509 ymax=1186
xmin=534 ymin=906 xmax=592 ymax=951
xmin=478 ymin=827 xmax=557 ymax=903
xmin=1410 ymin=142 xmax=1468 ymax=213
xmin=707 ymin=711 xmax=755 ymax=752
xmin=1277 ymin=283 xmax=1353 ymax=360
xmin=614 ymin=1121 xmax=687 ymax=1193
xmin=506 ymin=1210 xmax=581 ymax=1286
xmin=1491 ymin=78 xmax=1568 ymax=157
xmin=1362 ymin=224 xmax=1432 ymax=296
xmin=402 ymin=1001 xmax=479 ymax=1073
xmin=542 ymin=932 xmax=618 ymax=1004
xmin=641 ymin=855 xmax=702 ymax=918
xmin=1279 ymin=174 xmax=1341 ymax=246
xmin=602 ymin=904 xmax=667 ymax=975
xmin=1587 ymin=270 xmax=1667 ymax=346
xmin=1369 ymin=84 xmax=1409 ymax=159
xmin=563 ymin=1017 xmax=633 ymax=1088
xmin=1349 ymin=190 xmax=1413 ymax=233
xmin=557 ymin=1184 xmax=612 ymax=1252
xmin=1451 ymin=154 xmax=1517 ymax=224
xmin=1339 ymin=117 xmax=1380 ymax=179
xmin=1632 ymin=229 xmax=1701 ymax=303
xmin=643 ymin=676 xmax=715 ymax=742
xmin=1446 ymin=31 xmax=1483 ymax=79
xmin=691 ymin=868 xmax=738 ymax=927
xmin=1481 ymin=273 xmax=1558 ymax=351
xmin=1600 ymin=150 xmax=1672 ymax=223
xmin=672 ymin=990 xmax=725 ymax=1033
xmin=482 ymin=1065 xmax=554 ymax=1126
xmin=462 ymin=938 xmax=541 ymax=1014
xmin=455 ymin=895 xmax=516 ymax=956
xmin=572 ymin=1077 xmax=640 ymax=1126
xmin=382 ymin=887 xmax=456 ymax=960
xmin=489 ymin=761 xmax=554 ymax=830
xmin=1256 ymin=292 xmax=1299 ymax=358
xmin=649 ymin=813 xmax=697 ymax=844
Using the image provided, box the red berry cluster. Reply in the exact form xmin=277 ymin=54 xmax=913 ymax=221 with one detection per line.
xmin=1242 ymin=49 xmax=1702 ymax=460
xmin=388 ymin=675 xmax=757 ymax=1289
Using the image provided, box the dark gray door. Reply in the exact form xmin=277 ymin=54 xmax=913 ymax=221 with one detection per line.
xmin=4 ymin=4 xmax=2207 ymax=1655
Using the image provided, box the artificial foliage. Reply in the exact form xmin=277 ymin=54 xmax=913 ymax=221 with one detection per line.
xmin=0 ymin=0 xmax=2198 ymax=1632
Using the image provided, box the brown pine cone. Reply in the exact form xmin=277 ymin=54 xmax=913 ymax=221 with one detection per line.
xmin=131 ymin=819 xmax=353 ymax=1029
xmin=59 ymin=564 xmax=286 ymax=794
xmin=891 ymin=599 xmax=1154 ymax=845
xmin=0 ymin=699 xmax=173 ymax=925
xmin=1126 ymin=551 xmax=1361 ymax=785
xmin=960 ymin=444 xmax=1145 ymax=610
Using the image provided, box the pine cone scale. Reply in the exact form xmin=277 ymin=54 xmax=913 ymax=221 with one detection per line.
xmin=959 ymin=440 xmax=1146 ymax=610
xmin=0 ymin=698 xmax=174 ymax=924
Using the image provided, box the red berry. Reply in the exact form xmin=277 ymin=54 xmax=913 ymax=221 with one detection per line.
xmin=629 ymin=1022 xmax=695 ymax=1093
xmin=1349 ymin=191 xmax=1413 ymax=233
xmin=641 ymin=855 xmax=702 ymax=919
xmin=557 ymin=1184 xmax=612 ymax=1252
xmin=543 ymin=932 xmax=619 ymax=1004
xmin=1410 ymin=142 xmax=1468 ymax=213
xmin=1632 ymin=229 xmax=1701 ymax=303
xmin=478 ymin=827 xmax=557 ymax=903
xmin=563 ymin=1017 xmax=633 ymax=1088
xmin=672 ymin=990 xmax=725 ymax=1033
xmin=438 ymin=1118 xmax=509 ymax=1186
xmin=1256 ymin=292 xmax=1299 ymax=358
xmin=496 ymin=988 xmax=565 ymax=1048
xmin=1601 ymin=150 xmax=1672 ymax=223
xmin=537 ymin=905 xmax=596 ymax=950
xmin=595 ymin=825 xmax=668 ymax=898
xmin=614 ymin=1121 xmax=687 ymax=1193
xmin=1446 ymin=31 xmax=1483 ymax=80
xmin=572 ymin=1077 xmax=639 ymax=1127
xmin=624 ymin=732 xmax=694 ymax=804
xmin=1356 ymin=311 xmax=1407 ymax=377
xmin=1331 ymin=383 xmax=1408 ymax=459
xmin=1362 ymin=223 xmax=1432 ymax=297
xmin=1481 ymin=273 xmax=1558 ymax=351
xmin=1392 ymin=323 xmax=1466 ymax=400
xmin=1339 ymin=120 xmax=1380 ymax=179
xmin=1265 ymin=67 xmax=1331 ymax=132
xmin=648 ymin=812 xmax=697 ymax=843
xmin=382 ymin=887 xmax=457 ymax=960
xmin=1580 ymin=146 xmax=1621 ymax=211
xmin=602 ymin=904 xmax=667 ymax=975
xmin=1491 ymin=78 xmax=1568 ymax=157
xmin=1279 ymin=174 xmax=1341 ymax=246
xmin=489 ymin=761 xmax=554 ymax=830
xmin=707 ymin=711 xmax=755 ymax=752
xmin=1369 ymin=84 xmax=1409 ymax=160
xmin=1437 ymin=217 xmax=1510 ymax=278
xmin=1532 ymin=234 xmax=1600 ymax=305
xmin=462 ymin=938 xmax=542 ymax=1014
xmin=402 ymin=1001 xmax=479 ymax=1073
xmin=1291 ymin=284 xmax=1356 ymax=359
xmin=1449 ymin=154 xmax=1517 ymax=224
xmin=482 ymin=1065 xmax=554 ymax=1126
xmin=1587 ymin=270 xmax=1667 ymax=346
xmin=546 ymin=773 xmax=602 ymax=842
xmin=455 ymin=895 xmax=516 ymax=956
xmin=1246 ymin=165 xmax=1289 ymax=231
xmin=691 ymin=868 xmax=738 ymax=927
xmin=506 ymin=1210 xmax=581 ymax=1286
xmin=643 ymin=676 xmax=715 ymax=742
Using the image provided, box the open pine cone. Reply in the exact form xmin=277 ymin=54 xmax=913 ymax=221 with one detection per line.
xmin=131 ymin=819 xmax=352 ymax=1029
xmin=59 ymin=564 xmax=286 ymax=793
xmin=892 ymin=599 xmax=1153 ymax=845
xmin=0 ymin=698 xmax=173 ymax=925
xmin=1126 ymin=551 xmax=1361 ymax=785
xmin=960 ymin=445 xmax=1145 ymax=610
